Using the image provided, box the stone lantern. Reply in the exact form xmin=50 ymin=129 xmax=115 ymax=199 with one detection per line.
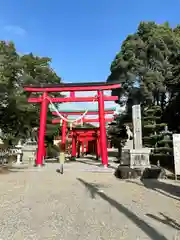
xmin=21 ymin=139 xmax=37 ymax=165
xmin=15 ymin=140 xmax=23 ymax=164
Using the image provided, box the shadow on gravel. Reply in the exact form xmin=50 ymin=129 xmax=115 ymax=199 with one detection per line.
xmin=146 ymin=213 xmax=180 ymax=230
xmin=77 ymin=178 xmax=167 ymax=240
xmin=126 ymin=179 xmax=180 ymax=201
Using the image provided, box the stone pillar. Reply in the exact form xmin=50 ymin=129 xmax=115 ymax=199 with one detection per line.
xmin=173 ymin=134 xmax=180 ymax=179
xmin=132 ymin=105 xmax=142 ymax=149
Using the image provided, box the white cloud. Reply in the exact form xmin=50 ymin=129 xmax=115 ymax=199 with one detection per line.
xmin=3 ymin=25 xmax=26 ymax=36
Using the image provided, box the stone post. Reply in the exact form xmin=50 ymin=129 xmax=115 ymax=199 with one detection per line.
xmin=132 ymin=105 xmax=142 ymax=149
xmin=120 ymin=104 xmax=151 ymax=173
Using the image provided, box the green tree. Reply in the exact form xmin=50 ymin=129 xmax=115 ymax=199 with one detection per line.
xmin=108 ymin=21 xmax=180 ymax=109
xmin=0 ymin=41 xmax=62 ymax=145
xmin=107 ymin=22 xmax=180 ymax=168
xmin=143 ymin=106 xmax=173 ymax=168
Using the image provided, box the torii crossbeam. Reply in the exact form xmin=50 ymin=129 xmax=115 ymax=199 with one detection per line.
xmin=52 ymin=107 xmax=116 ymax=116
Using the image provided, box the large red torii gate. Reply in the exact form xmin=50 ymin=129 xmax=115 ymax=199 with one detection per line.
xmin=23 ymin=81 xmax=120 ymax=168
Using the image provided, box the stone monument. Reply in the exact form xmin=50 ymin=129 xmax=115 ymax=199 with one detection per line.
xmin=132 ymin=105 xmax=142 ymax=149
xmin=121 ymin=104 xmax=151 ymax=170
xmin=173 ymin=134 xmax=180 ymax=180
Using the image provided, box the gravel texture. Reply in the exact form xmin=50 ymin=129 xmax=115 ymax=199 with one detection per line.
xmin=0 ymin=159 xmax=180 ymax=240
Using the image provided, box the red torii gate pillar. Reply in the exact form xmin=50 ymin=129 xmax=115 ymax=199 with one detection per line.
xmin=81 ymin=141 xmax=84 ymax=156
xmin=36 ymin=92 xmax=48 ymax=166
xmin=71 ymin=130 xmax=77 ymax=160
xmin=96 ymin=133 xmax=100 ymax=160
xmin=61 ymin=118 xmax=67 ymax=151
xmin=85 ymin=139 xmax=88 ymax=154
xmin=98 ymin=90 xmax=108 ymax=167
xmin=77 ymin=140 xmax=81 ymax=158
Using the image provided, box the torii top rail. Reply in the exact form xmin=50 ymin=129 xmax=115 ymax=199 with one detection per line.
xmin=24 ymin=81 xmax=120 ymax=92
xmin=23 ymin=81 xmax=120 ymax=168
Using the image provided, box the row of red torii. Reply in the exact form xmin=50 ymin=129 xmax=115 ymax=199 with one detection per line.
xmin=52 ymin=111 xmax=114 ymax=161
xmin=24 ymin=82 xmax=120 ymax=168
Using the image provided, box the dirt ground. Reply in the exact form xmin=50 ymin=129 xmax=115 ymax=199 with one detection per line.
xmin=0 ymin=161 xmax=180 ymax=240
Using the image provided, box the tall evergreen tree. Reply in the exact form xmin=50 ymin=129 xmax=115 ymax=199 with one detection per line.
xmin=108 ymin=22 xmax=180 ymax=109
xmin=107 ymin=22 xmax=180 ymax=168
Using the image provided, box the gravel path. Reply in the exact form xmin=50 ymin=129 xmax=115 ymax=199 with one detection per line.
xmin=0 ymin=160 xmax=180 ymax=240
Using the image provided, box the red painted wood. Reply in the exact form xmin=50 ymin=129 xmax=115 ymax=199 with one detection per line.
xmin=28 ymin=96 xmax=118 ymax=103
xmin=77 ymin=137 xmax=95 ymax=141
xmin=96 ymin=137 xmax=101 ymax=158
xmin=70 ymin=91 xmax=75 ymax=98
xmin=71 ymin=131 xmax=76 ymax=159
xmin=98 ymin=90 xmax=108 ymax=167
xmin=86 ymin=140 xmax=88 ymax=153
xmin=61 ymin=119 xmax=67 ymax=151
xmin=52 ymin=109 xmax=115 ymax=116
xmin=52 ymin=117 xmax=113 ymax=124
xmin=81 ymin=141 xmax=84 ymax=154
xmin=36 ymin=92 xmax=48 ymax=166
xmin=24 ymin=83 xmax=120 ymax=92
xmin=70 ymin=129 xmax=99 ymax=133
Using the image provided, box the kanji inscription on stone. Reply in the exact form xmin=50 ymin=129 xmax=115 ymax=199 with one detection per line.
xmin=173 ymin=134 xmax=180 ymax=175
xmin=132 ymin=105 xmax=142 ymax=149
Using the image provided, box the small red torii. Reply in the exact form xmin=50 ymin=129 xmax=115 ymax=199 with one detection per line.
xmin=52 ymin=117 xmax=113 ymax=161
xmin=52 ymin=108 xmax=115 ymax=161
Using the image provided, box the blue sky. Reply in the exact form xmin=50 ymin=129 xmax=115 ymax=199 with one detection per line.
xmin=0 ymin=0 xmax=179 ymax=122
